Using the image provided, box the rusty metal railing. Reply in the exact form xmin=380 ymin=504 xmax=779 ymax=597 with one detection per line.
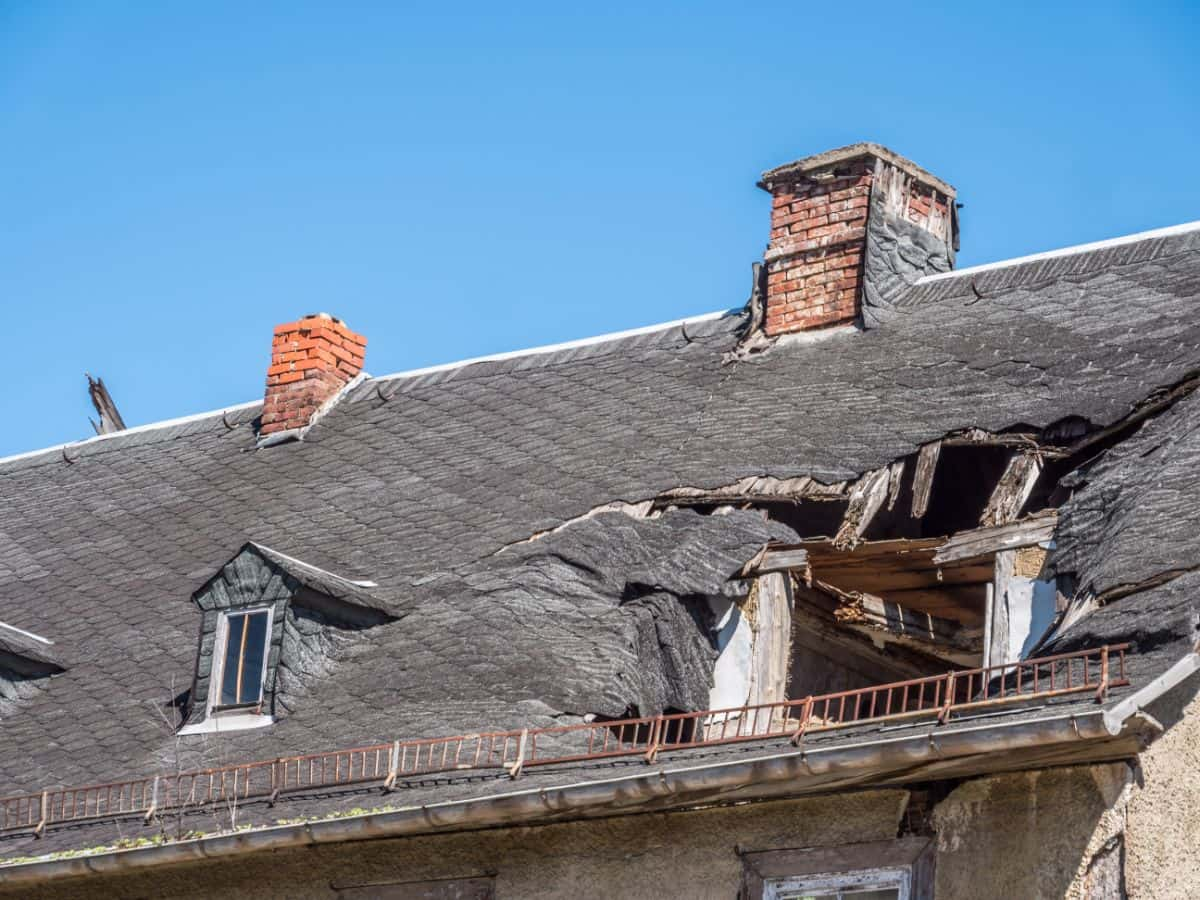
xmin=0 ymin=644 xmax=1129 ymax=835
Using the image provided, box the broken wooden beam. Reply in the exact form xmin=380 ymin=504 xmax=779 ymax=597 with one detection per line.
xmin=980 ymin=451 xmax=1042 ymax=526
xmin=747 ymin=547 xmax=809 ymax=575
xmin=804 ymin=580 xmax=981 ymax=668
xmin=932 ymin=510 xmax=1057 ymax=565
xmin=86 ymin=373 xmax=127 ymax=435
xmin=911 ymin=441 xmax=940 ymax=519
xmin=834 ymin=467 xmax=891 ymax=549
xmin=658 ymin=474 xmax=850 ymax=506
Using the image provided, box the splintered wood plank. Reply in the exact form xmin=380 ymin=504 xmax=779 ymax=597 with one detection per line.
xmin=834 ymin=467 xmax=892 ymax=549
xmin=980 ymin=452 xmax=1043 ymax=526
xmin=751 ymin=547 xmax=810 ymax=574
xmin=986 ymin=550 xmax=1016 ymax=668
xmin=933 ymin=510 xmax=1057 ymax=564
xmin=886 ymin=459 xmax=906 ymax=511
xmin=748 ymin=573 xmax=792 ymax=707
xmin=911 ymin=441 xmax=941 ymax=519
xmin=801 ymin=540 xmax=992 ymax=591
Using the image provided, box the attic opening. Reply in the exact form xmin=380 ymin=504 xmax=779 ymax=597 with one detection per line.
xmin=677 ymin=434 xmax=1093 ymax=718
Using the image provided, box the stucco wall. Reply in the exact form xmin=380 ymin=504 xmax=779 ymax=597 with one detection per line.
xmin=933 ymin=678 xmax=1200 ymax=900
xmin=0 ymin=791 xmax=909 ymax=900
xmin=1124 ymin=678 xmax=1200 ymax=898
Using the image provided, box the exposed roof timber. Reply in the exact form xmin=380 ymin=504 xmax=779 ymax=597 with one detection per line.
xmin=659 ymin=475 xmax=850 ymax=506
xmin=910 ymin=442 xmax=941 ymax=519
xmin=810 ymin=580 xmax=981 ymax=666
xmin=86 ymin=374 xmax=126 ymax=436
xmin=933 ymin=511 xmax=1058 ymax=565
xmin=833 ymin=467 xmax=892 ymax=549
xmin=746 ymin=547 xmax=809 ymax=576
xmin=980 ymin=452 xmax=1042 ymax=527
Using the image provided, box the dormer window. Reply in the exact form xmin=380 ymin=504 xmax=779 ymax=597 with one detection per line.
xmin=179 ymin=542 xmax=397 ymax=736
xmin=212 ymin=608 xmax=272 ymax=711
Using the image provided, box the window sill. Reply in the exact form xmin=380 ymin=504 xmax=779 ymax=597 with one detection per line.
xmin=178 ymin=711 xmax=274 ymax=736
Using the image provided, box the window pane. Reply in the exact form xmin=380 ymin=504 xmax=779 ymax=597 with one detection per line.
xmin=219 ymin=614 xmax=247 ymax=706
xmin=844 ymin=890 xmax=900 ymax=899
xmin=218 ymin=611 xmax=269 ymax=706
xmin=239 ymin=611 xmax=269 ymax=703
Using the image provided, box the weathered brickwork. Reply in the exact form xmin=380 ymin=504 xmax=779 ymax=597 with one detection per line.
xmin=261 ymin=314 xmax=366 ymax=435
xmin=761 ymin=149 xmax=953 ymax=335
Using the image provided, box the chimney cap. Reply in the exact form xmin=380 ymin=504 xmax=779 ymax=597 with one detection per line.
xmin=759 ymin=142 xmax=956 ymax=198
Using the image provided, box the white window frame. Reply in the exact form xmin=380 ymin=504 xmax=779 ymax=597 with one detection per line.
xmin=179 ymin=606 xmax=275 ymax=736
xmin=741 ymin=839 xmax=932 ymax=900
xmin=763 ymin=866 xmax=910 ymax=899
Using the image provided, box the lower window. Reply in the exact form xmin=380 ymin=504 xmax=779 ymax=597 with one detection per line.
xmin=764 ymin=871 xmax=906 ymax=899
xmin=743 ymin=839 xmax=932 ymax=900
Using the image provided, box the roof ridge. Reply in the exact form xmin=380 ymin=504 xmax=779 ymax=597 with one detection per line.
xmin=2 ymin=219 xmax=1195 ymax=468
xmin=368 ymin=308 xmax=736 ymax=386
xmin=0 ymin=400 xmax=262 ymax=470
xmin=0 ymin=311 xmax=738 ymax=469
xmin=919 ymin=219 xmax=1200 ymax=284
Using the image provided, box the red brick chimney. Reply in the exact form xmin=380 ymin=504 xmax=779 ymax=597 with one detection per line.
xmin=758 ymin=144 xmax=956 ymax=335
xmin=260 ymin=314 xmax=366 ymax=437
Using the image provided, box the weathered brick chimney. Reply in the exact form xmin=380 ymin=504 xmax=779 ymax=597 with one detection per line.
xmin=260 ymin=314 xmax=366 ymax=437
xmin=759 ymin=143 xmax=957 ymax=335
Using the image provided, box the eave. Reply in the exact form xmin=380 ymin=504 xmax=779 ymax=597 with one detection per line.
xmin=2 ymin=652 xmax=1189 ymax=887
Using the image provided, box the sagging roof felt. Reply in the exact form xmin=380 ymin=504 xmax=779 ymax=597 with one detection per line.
xmin=1 ymin=223 xmax=1199 ymax=856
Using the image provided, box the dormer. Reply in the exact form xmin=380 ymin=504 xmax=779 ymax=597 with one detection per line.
xmin=180 ymin=543 xmax=395 ymax=735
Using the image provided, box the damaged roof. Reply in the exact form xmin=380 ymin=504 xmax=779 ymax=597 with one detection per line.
xmin=1 ymin=221 xmax=1200 ymax=860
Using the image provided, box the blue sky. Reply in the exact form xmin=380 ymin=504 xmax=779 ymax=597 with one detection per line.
xmin=1 ymin=2 xmax=1197 ymax=457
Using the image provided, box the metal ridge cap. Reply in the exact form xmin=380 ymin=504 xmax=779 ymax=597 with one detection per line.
xmin=918 ymin=219 xmax=1200 ymax=285
xmin=0 ymin=708 xmax=1126 ymax=885
xmin=368 ymin=308 xmax=738 ymax=386
xmin=0 ymin=400 xmax=261 ymax=470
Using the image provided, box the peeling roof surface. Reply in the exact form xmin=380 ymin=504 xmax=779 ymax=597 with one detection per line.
xmin=2 ymin=224 xmax=1200 ymax=856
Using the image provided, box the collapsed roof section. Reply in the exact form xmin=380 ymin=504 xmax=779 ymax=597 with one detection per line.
xmin=0 ymin=198 xmax=1198 ymax=859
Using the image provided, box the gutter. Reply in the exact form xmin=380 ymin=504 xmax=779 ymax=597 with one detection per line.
xmin=1102 ymin=651 xmax=1200 ymax=735
xmin=0 ymin=705 xmax=1161 ymax=886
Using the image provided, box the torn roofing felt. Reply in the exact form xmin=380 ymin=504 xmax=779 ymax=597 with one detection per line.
xmin=1051 ymin=387 xmax=1200 ymax=601
xmin=421 ymin=508 xmax=798 ymax=718
xmin=0 ymin=225 xmax=1198 ymax=841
